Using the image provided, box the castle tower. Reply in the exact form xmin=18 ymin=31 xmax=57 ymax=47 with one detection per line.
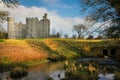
xmin=41 ymin=13 xmax=50 ymax=38
xmin=26 ymin=17 xmax=38 ymax=38
xmin=7 ymin=17 xmax=15 ymax=39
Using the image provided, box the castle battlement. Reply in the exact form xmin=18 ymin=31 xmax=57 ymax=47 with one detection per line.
xmin=7 ymin=17 xmax=14 ymax=21
xmin=7 ymin=13 xmax=50 ymax=39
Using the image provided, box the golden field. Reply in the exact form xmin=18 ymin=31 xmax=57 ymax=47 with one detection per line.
xmin=0 ymin=39 xmax=47 ymax=62
xmin=0 ymin=38 xmax=119 ymax=63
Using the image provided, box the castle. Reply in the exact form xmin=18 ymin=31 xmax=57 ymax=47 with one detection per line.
xmin=7 ymin=13 xmax=50 ymax=39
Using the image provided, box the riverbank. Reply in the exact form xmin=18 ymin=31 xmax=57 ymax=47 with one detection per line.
xmin=1 ymin=58 xmax=119 ymax=80
xmin=0 ymin=39 xmax=48 ymax=72
xmin=0 ymin=39 xmax=120 ymax=72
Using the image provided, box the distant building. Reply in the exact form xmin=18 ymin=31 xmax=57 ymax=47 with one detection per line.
xmin=7 ymin=13 xmax=50 ymax=39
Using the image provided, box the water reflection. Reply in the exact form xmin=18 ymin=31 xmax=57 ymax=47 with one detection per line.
xmin=23 ymin=71 xmax=47 ymax=80
xmin=49 ymin=70 xmax=65 ymax=80
xmin=24 ymin=62 xmax=65 ymax=80
xmin=0 ymin=58 xmax=119 ymax=80
xmin=98 ymin=74 xmax=114 ymax=80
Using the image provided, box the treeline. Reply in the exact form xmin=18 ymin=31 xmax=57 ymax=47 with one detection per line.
xmin=0 ymin=27 xmax=7 ymax=39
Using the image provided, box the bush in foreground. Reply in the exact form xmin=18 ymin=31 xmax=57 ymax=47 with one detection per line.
xmin=10 ymin=66 xmax=28 ymax=79
xmin=114 ymin=71 xmax=120 ymax=80
xmin=64 ymin=62 xmax=98 ymax=80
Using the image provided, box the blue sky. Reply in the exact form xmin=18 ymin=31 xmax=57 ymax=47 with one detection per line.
xmin=0 ymin=0 xmax=89 ymax=37
xmin=0 ymin=0 xmax=107 ymax=37
xmin=19 ymin=0 xmax=81 ymax=18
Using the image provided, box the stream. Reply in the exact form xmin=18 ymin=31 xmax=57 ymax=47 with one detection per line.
xmin=0 ymin=58 xmax=119 ymax=80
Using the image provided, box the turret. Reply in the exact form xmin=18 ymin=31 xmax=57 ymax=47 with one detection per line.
xmin=41 ymin=13 xmax=50 ymax=38
xmin=43 ymin=13 xmax=48 ymax=20
xmin=7 ymin=17 xmax=15 ymax=38
xmin=44 ymin=13 xmax=47 ymax=19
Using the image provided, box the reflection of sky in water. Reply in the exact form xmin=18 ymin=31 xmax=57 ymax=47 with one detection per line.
xmin=49 ymin=70 xmax=65 ymax=80
xmin=0 ymin=59 xmax=118 ymax=80
xmin=0 ymin=70 xmax=114 ymax=80
xmin=98 ymin=74 xmax=114 ymax=80
xmin=22 ymin=71 xmax=48 ymax=80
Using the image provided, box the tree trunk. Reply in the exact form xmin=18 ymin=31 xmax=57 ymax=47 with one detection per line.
xmin=78 ymin=34 xmax=81 ymax=39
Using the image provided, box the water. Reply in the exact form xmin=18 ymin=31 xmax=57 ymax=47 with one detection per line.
xmin=98 ymin=74 xmax=114 ymax=80
xmin=0 ymin=58 xmax=119 ymax=80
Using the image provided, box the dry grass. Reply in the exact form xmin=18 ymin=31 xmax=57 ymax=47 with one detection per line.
xmin=4 ymin=39 xmax=30 ymax=47
xmin=0 ymin=39 xmax=47 ymax=62
xmin=83 ymin=44 xmax=91 ymax=52
xmin=0 ymin=39 xmax=115 ymax=62
xmin=43 ymin=39 xmax=58 ymax=51
xmin=75 ymin=39 xmax=102 ymax=42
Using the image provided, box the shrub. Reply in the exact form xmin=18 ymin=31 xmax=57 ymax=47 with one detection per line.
xmin=56 ymin=48 xmax=79 ymax=59
xmin=48 ymin=77 xmax=53 ymax=80
xmin=0 ymin=39 xmax=4 ymax=42
xmin=114 ymin=71 xmax=120 ymax=80
xmin=65 ymin=62 xmax=98 ymax=80
xmin=10 ymin=66 xmax=28 ymax=79
xmin=0 ymin=57 xmax=12 ymax=72
xmin=86 ymin=35 xmax=94 ymax=39
xmin=47 ymin=53 xmax=65 ymax=61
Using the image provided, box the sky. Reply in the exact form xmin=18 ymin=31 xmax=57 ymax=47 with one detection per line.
xmin=0 ymin=0 xmax=87 ymax=37
xmin=19 ymin=0 xmax=81 ymax=18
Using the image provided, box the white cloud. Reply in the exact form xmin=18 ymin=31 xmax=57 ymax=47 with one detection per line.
xmin=0 ymin=5 xmax=84 ymax=36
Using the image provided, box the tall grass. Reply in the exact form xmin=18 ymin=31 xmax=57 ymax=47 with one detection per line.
xmin=0 ymin=39 xmax=4 ymax=42
xmin=0 ymin=39 xmax=119 ymax=71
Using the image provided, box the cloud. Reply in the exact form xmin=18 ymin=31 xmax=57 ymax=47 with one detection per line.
xmin=0 ymin=5 xmax=84 ymax=36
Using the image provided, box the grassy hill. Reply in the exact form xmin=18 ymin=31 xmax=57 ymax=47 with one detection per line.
xmin=0 ymin=38 xmax=120 ymax=71
xmin=0 ymin=39 xmax=47 ymax=62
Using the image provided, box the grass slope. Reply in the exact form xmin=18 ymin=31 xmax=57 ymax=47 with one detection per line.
xmin=0 ymin=38 xmax=120 ymax=71
xmin=0 ymin=39 xmax=47 ymax=62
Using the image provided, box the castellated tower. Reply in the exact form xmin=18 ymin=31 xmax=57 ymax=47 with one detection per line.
xmin=26 ymin=13 xmax=50 ymax=38
xmin=7 ymin=13 xmax=50 ymax=39
xmin=26 ymin=17 xmax=38 ymax=38
xmin=7 ymin=17 xmax=15 ymax=39
xmin=41 ymin=13 xmax=50 ymax=38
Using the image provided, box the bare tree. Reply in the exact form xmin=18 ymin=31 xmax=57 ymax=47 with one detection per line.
xmin=104 ymin=25 xmax=120 ymax=39
xmin=73 ymin=24 xmax=86 ymax=39
xmin=1 ymin=0 xmax=19 ymax=8
xmin=95 ymin=35 xmax=103 ymax=39
xmin=86 ymin=35 xmax=94 ymax=39
xmin=0 ymin=0 xmax=19 ymax=23
xmin=0 ymin=11 xmax=9 ymax=23
xmin=72 ymin=34 xmax=77 ymax=39
xmin=56 ymin=32 xmax=61 ymax=38
xmin=79 ymin=0 xmax=120 ymax=38
xmin=64 ymin=33 xmax=68 ymax=38
xmin=0 ymin=26 xmax=7 ymax=38
xmin=80 ymin=0 xmax=120 ymax=22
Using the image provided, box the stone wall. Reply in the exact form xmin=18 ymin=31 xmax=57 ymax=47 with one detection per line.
xmin=14 ymin=22 xmax=27 ymax=38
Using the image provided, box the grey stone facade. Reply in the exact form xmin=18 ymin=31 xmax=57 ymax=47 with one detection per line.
xmin=7 ymin=13 xmax=50 ymax=39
